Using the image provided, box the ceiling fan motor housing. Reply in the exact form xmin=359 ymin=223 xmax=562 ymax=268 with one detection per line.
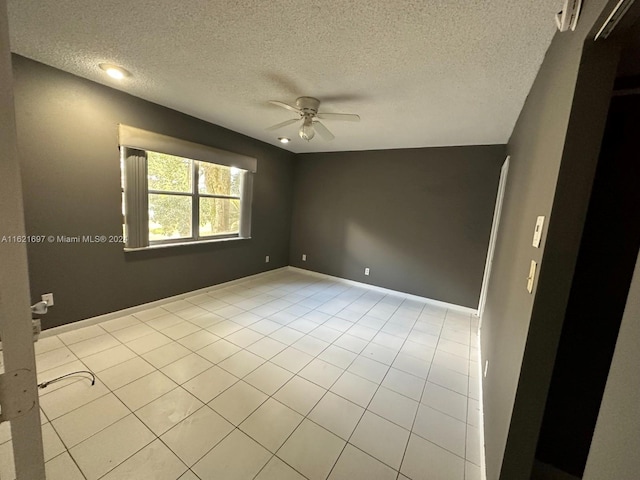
xmin=296 ymin=96 xmax=320 ymax=116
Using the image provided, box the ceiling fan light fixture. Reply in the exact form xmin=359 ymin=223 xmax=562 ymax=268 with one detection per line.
xmin=268 ymin=96 xmax=358 ymax=142
xmin=299 ymin=116 xmax=315 ymax=141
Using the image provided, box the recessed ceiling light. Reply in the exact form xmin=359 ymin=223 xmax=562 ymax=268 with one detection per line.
xmin=278 ymin=137 xmax=290 ymax=144
xmin=99 ymin=63 xmax=130 ymax=80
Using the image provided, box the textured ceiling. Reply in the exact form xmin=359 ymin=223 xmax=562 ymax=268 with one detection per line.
xmin=7 ymin=1 xmax=560 ymax=153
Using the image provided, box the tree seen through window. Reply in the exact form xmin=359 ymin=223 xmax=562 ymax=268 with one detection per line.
xmin=147 ymin=151 xmax=242 ymax=241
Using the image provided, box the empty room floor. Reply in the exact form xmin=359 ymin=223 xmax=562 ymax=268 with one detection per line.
xmin=0 ymin=269 xmax=483 ymax=480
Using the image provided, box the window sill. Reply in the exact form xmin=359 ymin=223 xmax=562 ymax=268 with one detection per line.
xmin=124 ymin=236 xmax=250 ymax=252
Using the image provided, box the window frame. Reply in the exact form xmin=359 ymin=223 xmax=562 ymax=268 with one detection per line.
xmin=146 ymin=155 xmax=244 ymax=246
xmin=119 ymin=125 xmax=255 ymax=251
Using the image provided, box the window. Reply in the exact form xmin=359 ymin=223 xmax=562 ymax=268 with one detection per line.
xmin=119 ymin=125 xmax=256 ymax=250
xmin=147 ymin=151 xmax=244 ymax=241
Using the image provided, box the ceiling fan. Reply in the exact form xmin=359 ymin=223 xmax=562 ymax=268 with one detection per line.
xmin=266 ymin=96 xmax=360 ymax=141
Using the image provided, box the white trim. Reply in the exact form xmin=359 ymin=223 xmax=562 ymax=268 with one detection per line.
xmin=594 ymin=0 xmax=636 ymax=40
xmin=118 ymin=124 xmax=257 ymax=172
xmin=0 ymin=0 xmax=46 ymax=474
xmin=124 ymin=235 xmax=249 ymax=252
xmin=478 ymin=155 xmax=510 ymax=323
xmin=42 ymin=265 xmax=477 ymax=338
xmin=286 ymin=266 xmax=478 ymax=315
xmin=40 ymin=267 xmax=288 ymax=338
xmin=477 ymin=328 xmax=488 ymax=480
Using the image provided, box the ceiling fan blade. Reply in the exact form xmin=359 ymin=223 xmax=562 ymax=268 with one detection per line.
xmin=316 ymin=113 xmax=360 ymax=122
xmin=265 ymin=118 xmax=300 ymax=131
xmin=268 ymin=100 xmax=302 ymax=114
xmin=313 ymin=120 xmax=335 ymax=141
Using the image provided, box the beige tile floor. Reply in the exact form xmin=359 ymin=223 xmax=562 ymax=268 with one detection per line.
xmin=0 ymin=269 xmax=484 ymax=480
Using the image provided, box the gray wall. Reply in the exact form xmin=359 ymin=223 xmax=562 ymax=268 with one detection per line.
xmin=583 ymin=249 xmax=640 ymax=480
xmin=12 ymin=56 xmax=296 ymax=329
xmin=289 ymin=146 xmax=506 ymax=308
xmin=480 ymin=0 xmax=621 ymax=478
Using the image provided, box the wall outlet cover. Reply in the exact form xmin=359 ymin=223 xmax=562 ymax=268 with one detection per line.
xmin=41 ymin=293 xmax=54 ymax=306
xmin=265 ymin=255 xmax=270 ymax=263
xmin=302 ymin=254 xmax=307 ymax=261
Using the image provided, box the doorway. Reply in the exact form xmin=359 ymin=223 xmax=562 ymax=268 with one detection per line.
xmin=533 ymin=15 xmax=640 ymax=479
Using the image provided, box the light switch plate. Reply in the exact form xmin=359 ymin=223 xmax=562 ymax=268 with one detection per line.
xmin=527 ymin=260 xmax=537 ymax=293
xmin=533 ymin=216 xmax=545 ymax=248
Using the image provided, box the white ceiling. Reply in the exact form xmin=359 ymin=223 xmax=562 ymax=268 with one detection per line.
xmin=7 ymin=1 xmax=560 ymax=153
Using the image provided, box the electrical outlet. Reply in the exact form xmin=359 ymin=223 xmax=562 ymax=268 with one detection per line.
xmin=484 ymin=360 xmax=489 ymax=378
xmin=364 ymin=267 xmax=370 ymax=275
xmin=265 ymin=255 xmax=270 ymax=263
xmin=302 ymin=254 xmax=307 ymax=261
xmin=42 ymin=293 xmax=54 ymax=306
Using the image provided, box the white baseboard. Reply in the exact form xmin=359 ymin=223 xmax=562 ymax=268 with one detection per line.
xmin=40 ymin=267 xmax=289 ymax=338
xmin=287 ymin=266 xmax=479 ymax=316
xmin=41 ymin=265 xmax=478 ymax=339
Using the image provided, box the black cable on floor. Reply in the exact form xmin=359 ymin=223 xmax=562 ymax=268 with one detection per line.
xmin=38 ymin=370 xmax=96 ymax=389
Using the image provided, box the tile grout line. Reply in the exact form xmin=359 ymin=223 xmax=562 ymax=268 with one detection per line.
xmin=43 ymin=296 xmax=269 ymax=477
xmin=39 ymin=302 xmax=255 ymax=479
xmin=159 ymin=277 xmax=373 ymax=479
xmin=384 ymin=302 xmax=437 ymax=480
xmin=251 ymin=284 xmax=386 ymax=479
xmin=325 ymin=297 xmax=419 ymax=479
xmin=250 ymin=286 xmax=401 ymax=479
xmin=394 ymin=307 xmax=474 ymax=480
xmin=32 ymin=270 xmax=474 ymax=480
xmin=43 ymin=349 xmax=176 ymax=480
xmin=236 ymin=278 xmax=380 ymax=479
